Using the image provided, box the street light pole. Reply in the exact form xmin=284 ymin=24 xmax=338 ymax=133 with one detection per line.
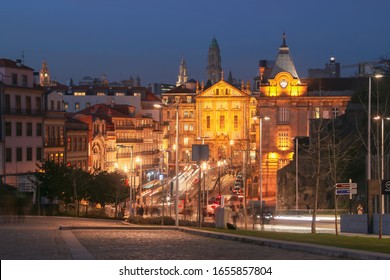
xmin=130 ymin=146 xmax=133 ymax=216
xmin=253 ymin=116 xmax=269 ymax=229
xmin=153 ymin=102 xmax=180 ymax=227
xmin=175 ymin=102 xmax=179 ymax=227
xmin=230 ymin=139 xmax=234 ymax=168
xmin=295 ymin=137 xmax=299 ymax=212
xmin=368 ymin=76 xmax=372 ymax=181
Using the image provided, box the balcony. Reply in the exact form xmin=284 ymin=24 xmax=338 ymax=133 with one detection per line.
xmin=116 ymin=138 xmax=143 ymax=143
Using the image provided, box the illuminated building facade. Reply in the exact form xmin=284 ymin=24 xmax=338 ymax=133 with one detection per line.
xmin=162 ymin=33 xmax=352 ymax=207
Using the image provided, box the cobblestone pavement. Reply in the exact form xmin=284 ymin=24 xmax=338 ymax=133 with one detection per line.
xmin=0 ymin=216 xmax=348 ymax=260
xmin=73 ymin=229 xmax=342 ymax=260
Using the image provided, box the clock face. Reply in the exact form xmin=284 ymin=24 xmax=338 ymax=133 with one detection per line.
xmin=280 ymin=79 xmax=288 ymax=88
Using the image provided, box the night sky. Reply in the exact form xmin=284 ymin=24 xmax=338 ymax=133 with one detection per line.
xmin=1 ymin=0 xmax=390 ymax=86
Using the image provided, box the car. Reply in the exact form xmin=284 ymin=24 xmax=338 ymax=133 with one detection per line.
xmin=204 ymin=203 xmax=220 ymax=217
xmin=232 ymin=186 xmax=243 ymax=194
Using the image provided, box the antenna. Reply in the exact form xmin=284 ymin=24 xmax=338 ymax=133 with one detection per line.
xmin=21 ymin=51 xmax=25 ymax=64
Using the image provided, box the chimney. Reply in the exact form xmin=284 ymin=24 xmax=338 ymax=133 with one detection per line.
xmin=16 ymin=59 xmax=22 ymax=67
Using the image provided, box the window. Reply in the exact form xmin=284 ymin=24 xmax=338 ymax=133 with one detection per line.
xmin=167 ymin=111 xmax=171 ymax=119
xmin=220 ymin=115 xmax=225 ymax=129
xmin=332 ymin=107 xmax=339 ymax=118
xmin=16 ymin=147 xmax=22 ymax=161
xmin=26 ymin=96 xmax=31 ymax=114
xmin=278 ymin=107 xmax=289 ymax=123
xmin=26 ymin=147 xmax=32 ymax=161
xmin=16 ymin=122 xmax=22 ymax=136
xmin=57 ymin=101 xmax=61 ymax=110
xmin=36 ymin=123 xmax=42 ymax=136
xmin=50 ymin=100 xmax=54 ymax=110
xmin=234 ymin=115 xmax=238 ymax=129
xmin=12 ymin=73 xmax=17 ymax=85
xmin=5 ymin=94 xmax=10 ymax=113
xmin=22 ymin=75 xmax=27 ymax=86
xmin=314 ymin=107 xmax=320 ymax=119
xmin=74 ymin=92 xmax=86 ymax=96
xmin=216 ymin=89 xmax=219 ymax=95
xmin=184 ymin=137 xmax=189 ymax=146
xmin=27 ymin=122 xmax=32 ymax=136
xmin=75 ymin=102 xmax=80 ymax=110
xmin=36 ymin=97 xmax=42 ymax=113
xmin=64 ymin=102 xmax=69 ymax=110
xmin=5 ymin=122 xmax=11 ymax=136
xmin=184 ymin=124 xmax=189 ymax=131
xmin=206 ymin=116 xmax=211 ymax=129
xmin=5 ymin=148 xmax=12 ymax=162
xmin=278 ymin=130 xmax=290 ymax=149
xmin=36 ymin=147 xmax=42 ymax=161
xmin=186 ymin=96 xmax=192 ymax=103
xmin=16 ymin=95 xmax=21 ymax=113
xmin=184 ymin=111 xmax=189 ymax=118
xmin=279 ymin=159 xmax=290 ymax=169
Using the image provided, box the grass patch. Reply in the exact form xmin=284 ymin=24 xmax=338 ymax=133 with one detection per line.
xmin=203 ymin=228 xmax=390 ymax=255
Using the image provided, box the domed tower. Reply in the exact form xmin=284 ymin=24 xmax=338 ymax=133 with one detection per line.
xmin=207 ymin=36 xmax=222 ymax=84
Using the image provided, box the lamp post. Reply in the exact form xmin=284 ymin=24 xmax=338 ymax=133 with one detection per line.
xmin=374 ymin=116 xmax=390 ymax=239
xmin=230 ymin=139 xmax=234 ymax=168
xmin=136 ymin=156 xmax=143 ymax=205
xmin=295 ymin=137 xmax=299 ymax=212
xmin=368 ymin=74 xmax=384 ymax=180
xmin=154 ymin=102 xmax=180 ymax=227
xmin=253 ymin=116 xmax=270 ymax=228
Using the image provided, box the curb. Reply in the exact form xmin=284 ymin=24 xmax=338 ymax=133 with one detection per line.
xmin=178 ymin=227 xmax=390 ymax=260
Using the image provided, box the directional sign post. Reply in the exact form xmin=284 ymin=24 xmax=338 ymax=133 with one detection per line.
xmin=335 ymin=183 xmax=357 ymax=189
xmin=335 ymin=181 xmax=358 ymax=214
xmin=335 ymin=188 xmax=357 ymax=195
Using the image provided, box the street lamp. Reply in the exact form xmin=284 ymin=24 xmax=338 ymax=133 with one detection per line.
xmin=253 ymin=115 xmax=270 ymax=228
xmin=295 ymin=137 xmax=299 ymax=212
xmin=368 ymin=74 xmax=383 ymax=180
xmin=230 ymin=139 xmax=234 ymax=168
xmin=136 ymin=156 xmax=143 ymax=205
xmin=373 ymin=115 xmax=390 ymax=239
xmin=154 ymin=102 xmax=180 ymax=227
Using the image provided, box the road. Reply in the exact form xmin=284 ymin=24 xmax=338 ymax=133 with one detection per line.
xmin=0 ymin=216 xmax=345 ymax=260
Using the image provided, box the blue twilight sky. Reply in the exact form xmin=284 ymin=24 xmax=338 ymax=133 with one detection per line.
xmin=1 ymin=0 xmax=390 ymax=86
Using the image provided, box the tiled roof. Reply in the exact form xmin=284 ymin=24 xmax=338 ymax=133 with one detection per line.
xmin=0 ymin=58 xmax=34 ymax=71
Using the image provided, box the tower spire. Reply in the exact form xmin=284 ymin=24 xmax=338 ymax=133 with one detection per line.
xmin=176 ymin=56 xmax=188 ymax=86
xmin=207 ymin=36 xmax=222 ymax=84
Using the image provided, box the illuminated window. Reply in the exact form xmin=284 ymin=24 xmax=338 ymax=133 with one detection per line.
xmin=332 ymin=107 xmax=339 ymax=118
xmin=314 ymin=107 xmax=320 ymax=119
xmin=187 ymin=96 xmax=192 ymax=103
xmin=184 ymin=124 xmax=189 ymax=131
xmin=75 ymin=102 xmax=80 ymax=110
xmin=279 ymin=159 xmax=290 ymax=168
xmin=74 ymin=92 xmax=86 ymax=96
xmin=184 ymin=137 xmax=189 ymax=146
xmin=220 ymin=115 xmax=225 ymax=129
xmin=97 ymin=92 xmax=105 ymax=96
xmin=278 ymin=130 xmax=289 ymax=149
xmin=64 ymin=102 xmax=69 ymax=110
